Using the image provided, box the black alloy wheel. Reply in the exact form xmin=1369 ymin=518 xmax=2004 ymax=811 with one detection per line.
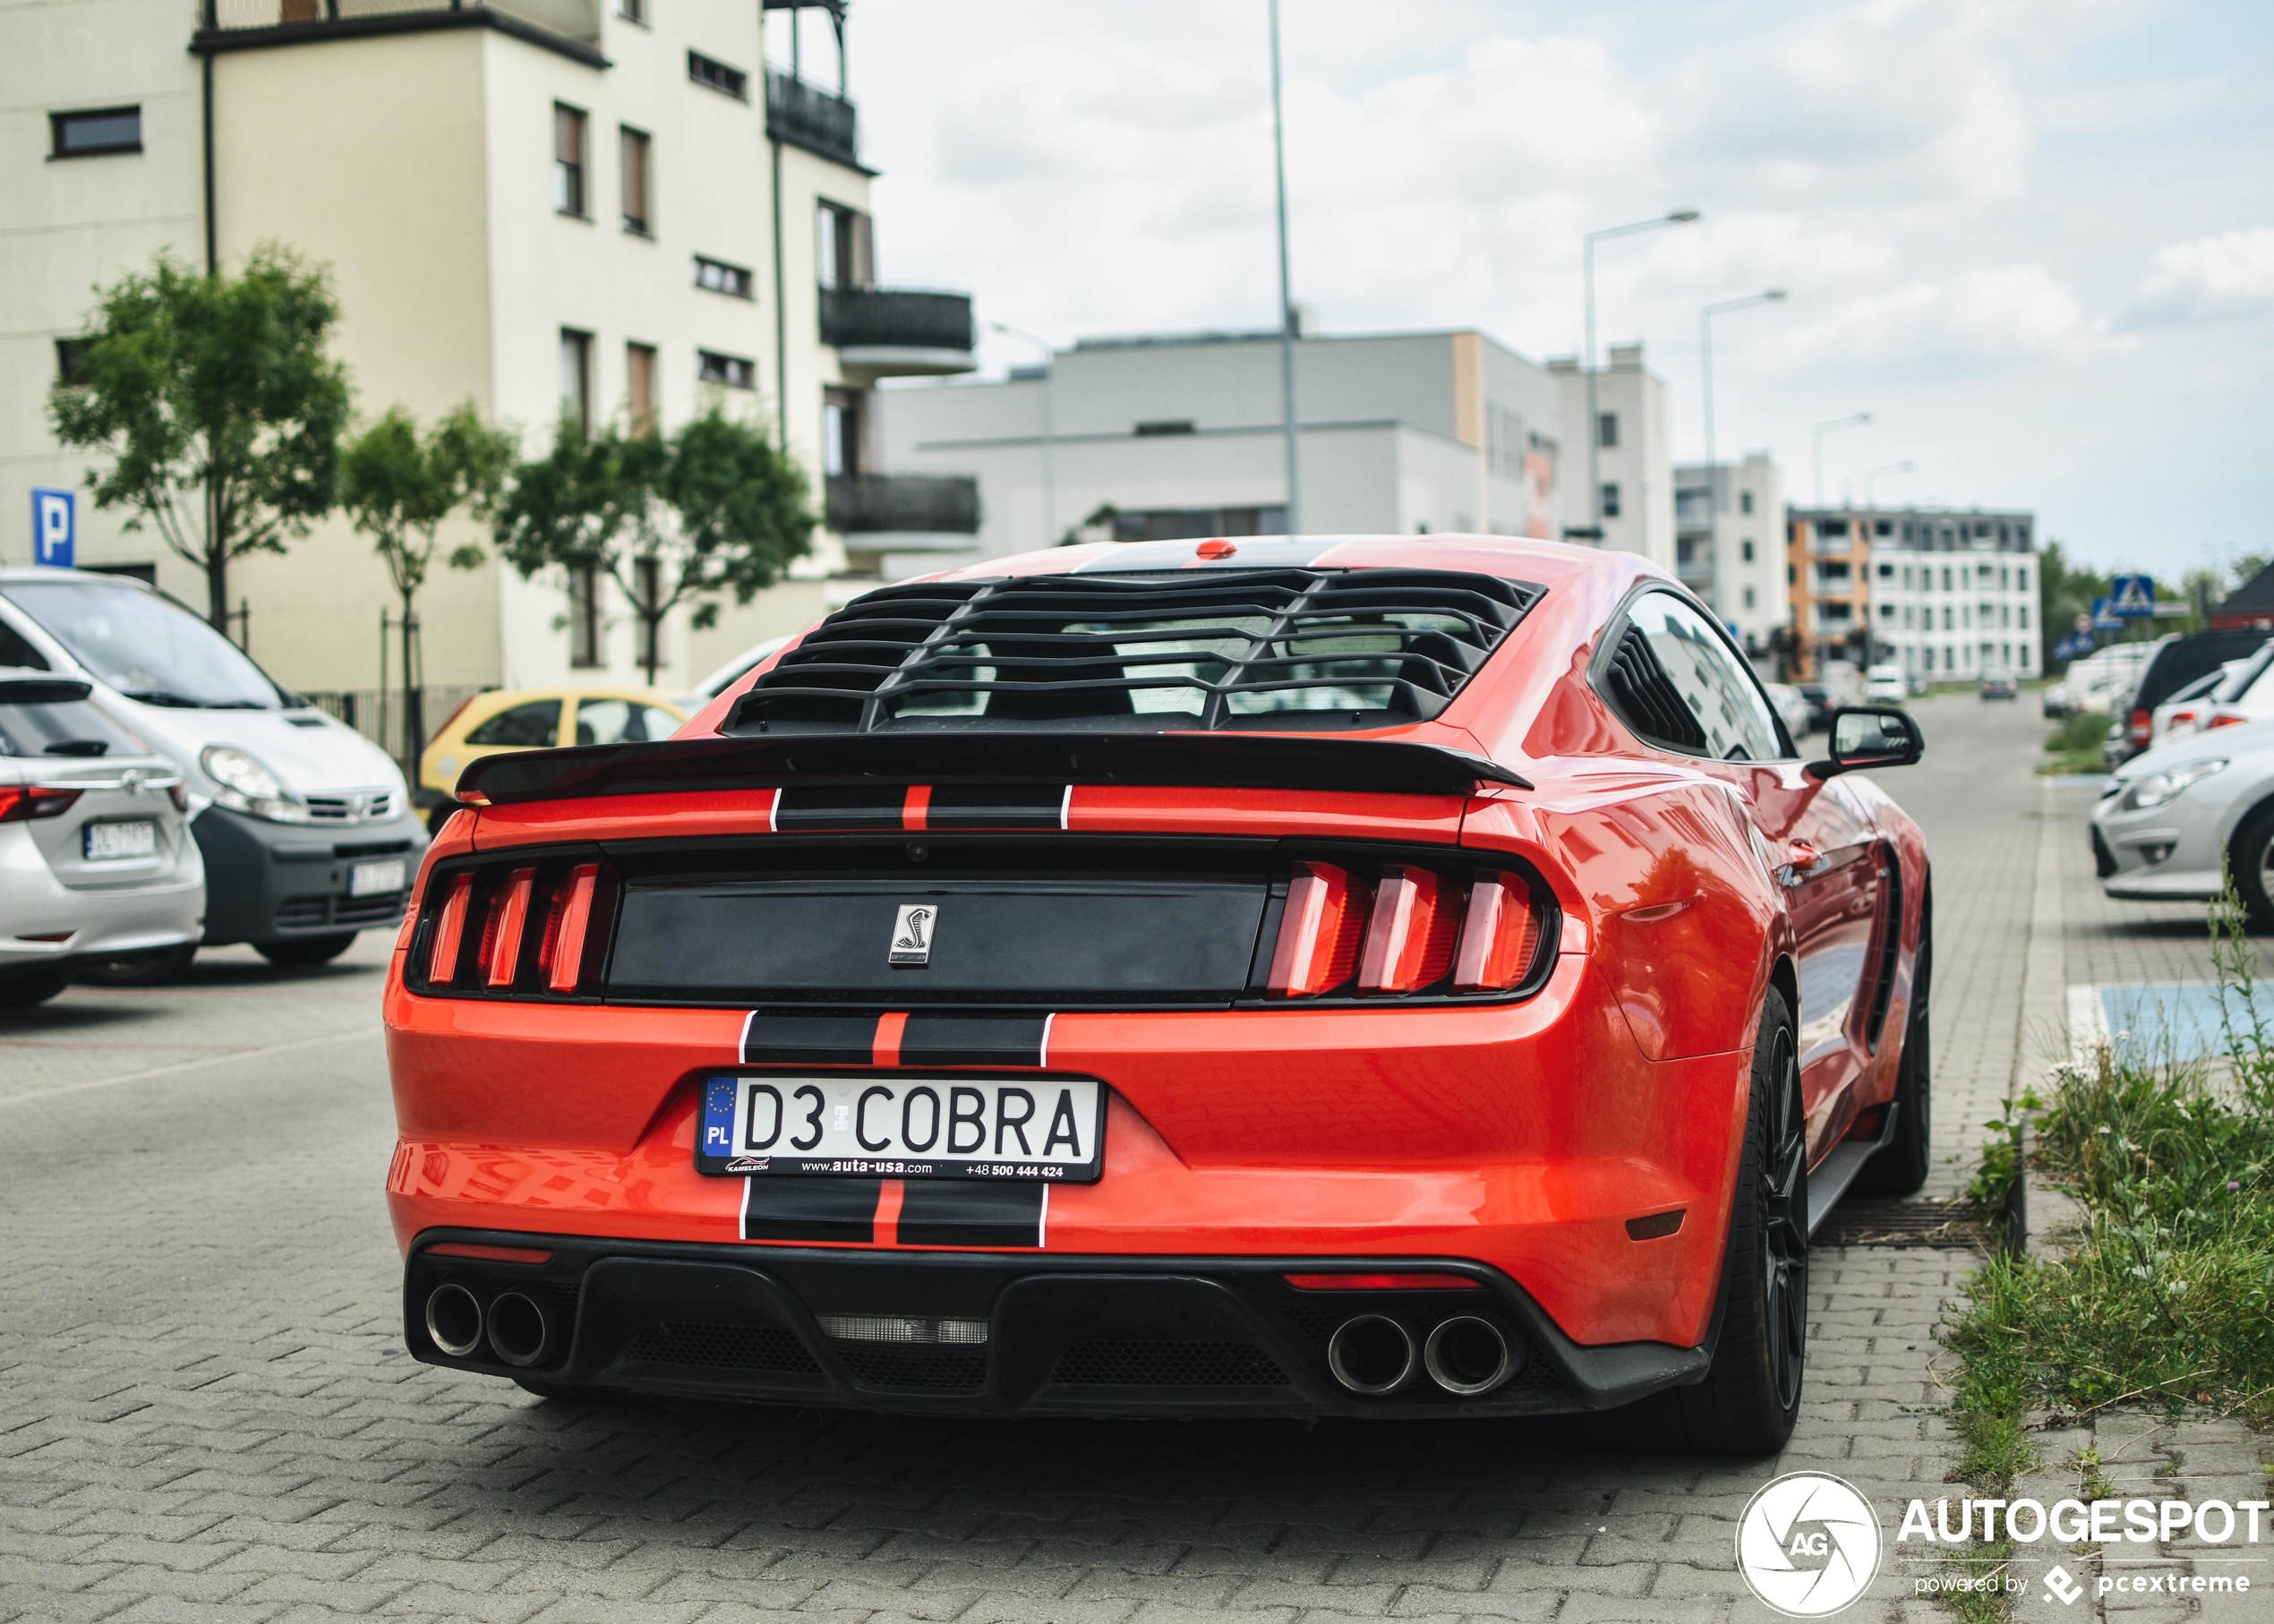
xmin=2232 ymin=802 xmax=2274 ymax=931
xmin=1759 ymin=1012 xmax=1810 ymax=1415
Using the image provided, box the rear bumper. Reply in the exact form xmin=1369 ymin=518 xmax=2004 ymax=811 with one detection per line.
xmin=0 ymin=827 xmax=202 ymax=978
xmin=404 ymin=1228 xmax=1709 ymax=1418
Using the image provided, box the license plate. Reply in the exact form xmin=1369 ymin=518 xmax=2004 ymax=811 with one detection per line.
xmin=697 ymin=1073 xmax=1104 ymax=1182
xmin=84 ymin=820 xmax=156 ymax=860
xmin=350 ymin=859 xmax=406 ymax=897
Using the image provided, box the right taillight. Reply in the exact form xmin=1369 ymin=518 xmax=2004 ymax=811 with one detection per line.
xmin=2129 ymin=709 xmax=2151 ymax=745
xmin=2208 ymin=712 xmax=2247 ymax=730
xmin=1268 ymin=858 xmax=1549 ymax=1000
xmin=1452 ymin=872 xmax=1542 ymax=992
xmin=418 ymin=858 xmax=610 ymax=996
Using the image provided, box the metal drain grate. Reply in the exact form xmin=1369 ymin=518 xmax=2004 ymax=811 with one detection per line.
xmin=624 ymin=1321 xmax=820 ymax=1372
xmin=1815 ymin=1200 xmax=1996 ymax=1250
xmin=1051 ymin=1339 xmax=1288 ymax=1387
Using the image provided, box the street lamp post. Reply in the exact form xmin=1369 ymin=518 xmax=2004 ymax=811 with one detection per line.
xmin=1864 ymin=460 xmax=1914 ymax=509
xmin=1700 ymin=289 xmax=1788 ymax=610
xmin=991 ymin=321 xmax=1056 ymax=547
xmin=1584 ymin=209 xmax=1700 ymax=539
xmin=1811 ymin=412 xmax=1872 ymax=506
xmin=1268 ymin=0 xmax=1301 ymax=535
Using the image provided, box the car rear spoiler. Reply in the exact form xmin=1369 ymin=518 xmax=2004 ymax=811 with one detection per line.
xmin=455 ymin=731 xmax=1531 ymax=807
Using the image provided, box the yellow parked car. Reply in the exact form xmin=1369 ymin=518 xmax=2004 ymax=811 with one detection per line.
xmin=415 ymin=687 xmax=688 ymax=827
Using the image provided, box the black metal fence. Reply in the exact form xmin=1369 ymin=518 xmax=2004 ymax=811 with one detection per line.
xmin=818 ymin=288 xmax=973 ymax=354
xmin=825 ymin=474 xmax=981 ymax=535
xmin=766 ymin=70 xmax=858 ymax=166
xmin=301 ymin=686 xmax=490 ymax=775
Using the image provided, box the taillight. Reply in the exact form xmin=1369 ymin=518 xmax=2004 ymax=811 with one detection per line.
xmin=1357 ymin=865 xmax=1458 ymax=993
xmin=1267 ymin=862 xmax=1368 ymax=996
xmin=480 ymin=867 xmax=535 ymax=987
xmin=0 ymin=786 xmax=82 ymax=823
xmin=1452 ymin=872 xmax=1542 ymax=992
xmin=2208 ymin=712 xmax=2247 ymax=730
xmin=2170 ymin=709 xmax=2196 ymax=729
xmin=426 ymin=871 xmax=474 ymax=983
xmin=538 ymin=863 xmax=599 ymax=992
xmin=2129 ymin=709 xmax=2151 ymax=745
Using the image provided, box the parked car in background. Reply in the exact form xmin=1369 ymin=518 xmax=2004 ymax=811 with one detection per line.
xmin=0 ymin=671 xmax=204 ymax=1005
xmin=2173 ymin=645 xmax=2274 ymax=740
xmin=680 ymin=637 xmax=792 ymax=713
xmin=2105 ymin=628 xmax=2272 ymax=766
xmin=1980 ymin=674 xmax=2019 ymax=700
xmin=1762 ymin=682 xmax=1812 ymax=740
xmin=2161 ymin=650 xmax=2272 ymax=745
xmin=417 ymin=686 xmax=690 ymax=828
xmin=0 ymin=569 xmax=423 ymax=971
xmin=1864 ymin=663 xmax=1907 ymax=704
xmin=2046 ymin=644 xmax=2153 ymax=719
xmin=1907 ymin=673 xmax=1929 ymax=697
xmin=2093 ymin=714 xmax=2274 ymax=925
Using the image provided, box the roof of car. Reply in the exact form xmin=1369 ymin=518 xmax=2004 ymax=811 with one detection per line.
xmin=921 ymin=534 xmax=1629 ymax=590
xmin=457 ymin=685 xmax=688 ymax=713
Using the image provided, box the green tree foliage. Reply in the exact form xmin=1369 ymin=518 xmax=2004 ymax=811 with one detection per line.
xmin=2037 ymin=540 xmax=2110 ymax=671
xmin=47 ymin=246 xmax=350 ymax=629
xmin=340 ymin=401 xmax=516 ymax=770
xmin=495 ymin=408 xmax=813 ymax=686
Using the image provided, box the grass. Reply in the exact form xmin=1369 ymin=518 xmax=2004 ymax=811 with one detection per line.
xmin=2038 ymin=710 xmax=2115 ymax=776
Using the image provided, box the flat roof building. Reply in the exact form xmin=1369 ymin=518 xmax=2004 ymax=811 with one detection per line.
xmin=1787 ymin=505 xmax=2038 ymax=680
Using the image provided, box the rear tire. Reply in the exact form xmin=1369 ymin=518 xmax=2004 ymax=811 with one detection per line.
xmin=2230 ymin=804 xmax=2274 ymax=931
xmin=1859 ymin=891 xmax=1932 ymax=1197
xmin=0 ymin=970 xmax=73 ymax=1008
xmin=78 ymin=943 xmax=199 ymax=987
xmin=1631 ymin=986 xmax=1808 ymax=1456
xmin=254 ymin=932 xmax=356 ymax=968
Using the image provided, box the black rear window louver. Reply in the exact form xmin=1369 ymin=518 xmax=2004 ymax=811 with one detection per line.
xmin=726 ymin=568 xmax=1540 ymax=735
xmin=1603 ymin=624 xmax=1707 ymax=751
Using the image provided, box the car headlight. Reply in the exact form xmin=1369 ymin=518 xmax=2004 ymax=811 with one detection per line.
xmin=2122 ymin=758 xmax=2227 ymax=811
xmin=200 ymin=745 xmax=311 ymax=823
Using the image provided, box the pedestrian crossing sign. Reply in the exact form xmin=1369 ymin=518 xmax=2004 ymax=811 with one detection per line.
xmin=2110 ymin=575 xmax=2155 ymax=619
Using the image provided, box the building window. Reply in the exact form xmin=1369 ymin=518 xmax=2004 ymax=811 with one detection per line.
xmin=1596 ymin=412 xmax=1619 ymax=449
xmin=1941 ymin=567 xmax=1953 ymax=590
xmin=50 ymin=106 xmax=141 ymax=158
xmin=688 ymin=50 xmax=748 ymax=99
xmin=1875 ymin=519 xmax=1892 ymax=536
xmin=616 ymin=0 xmax=645 ymax=21
xmin=1740 ymin=540 xmax=1754 ymax=563
xmin=816 ymin=201 xmax=874 ymax=291
xmin=695 ymin=255 xmax=753 ymax=299
xmin=620 ymin=126 xmax=652 ymax=234
xmin=1877 ymin=562 xmax=1894 ymax=577
xmin=1134 ymin=420 xmax=1197 ymax=437
xmin=1600 ymin=483 xmax=1621 ymax=518
xmin=2017 ymin=567 xmax=2029 ymax=592
xmin=1740 ymin=491 xmax=1754 ymax=515
xmin=823 ymin=387 xmax=862 ymax=476
xmin=559 ymin=328 xmax=592 ymax=434
xmin=697 ymin=350 xmax=756 ymax=389
xmin=568 ymin=561 xmax=602 ymax=668
xmin=2018 ymin=605 xmax=2030 ymax=629
xmin=1113 ymin=507 xmax=1287 ymax=543
xmin=626 ymin=342 xmax=657 ymax=435
xmin=1743 ymin=587 xmax=1757 ymax=610
xmin=634 ymin=557 xmax=662 ymax=673
xmin=54 ymin=338 xmax=93 ymax=385
xmin=553 ymin=104 xmax=587 ymax=217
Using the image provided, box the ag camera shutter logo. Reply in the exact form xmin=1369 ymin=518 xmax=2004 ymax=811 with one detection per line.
xmin=1736 ymin=1472 xmax=1883 ymax=1616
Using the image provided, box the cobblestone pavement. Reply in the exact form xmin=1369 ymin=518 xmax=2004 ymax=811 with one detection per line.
xmin=0 ymin=695 xmax=2244 ymax=1624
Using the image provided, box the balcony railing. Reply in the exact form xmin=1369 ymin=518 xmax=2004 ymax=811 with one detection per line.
xmin=207 ymin=0 xmax=600 ymax=42
xmin=819 ymin=288 xmax=973 ymax=355
xmin=826 ymin=473 xmax=980 ymax=535
xmin=766 ymin=70 xmax=857 ymax=166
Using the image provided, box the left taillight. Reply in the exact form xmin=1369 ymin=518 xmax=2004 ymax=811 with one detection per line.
xmin=415 ymin=857 xmax=609 ymax=997
xmin=0 ymin=786 xmax=82 ymax=823
xmin=1268 ymin=855 xmax=1552 ymax=1002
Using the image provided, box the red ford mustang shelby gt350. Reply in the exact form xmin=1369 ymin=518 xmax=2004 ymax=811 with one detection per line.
xmin=384 ymin=535 xmax=1930 ymax=1455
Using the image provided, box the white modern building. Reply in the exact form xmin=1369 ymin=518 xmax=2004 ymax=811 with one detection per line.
xmin=875 ymin=326 xmax=1572 ymax=575
xmin=1546 ymin=344 xmax=1674 ymax=572
xmin=4 ymin=0 xmax=973 ymax=701
xmin=1674 ymin=453 xmax=1789 ymax=668
xmin=1787 ymin=505 xmax=2038 ymax=680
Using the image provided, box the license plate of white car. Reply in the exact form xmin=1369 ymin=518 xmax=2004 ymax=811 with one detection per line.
xmin=84 ymin=821 xmax=155 ymax=860
xmin=697 ymin=1073 xmax=1105 ymax=1182
xmin=349 ymin=859 xmax=406 ymax=897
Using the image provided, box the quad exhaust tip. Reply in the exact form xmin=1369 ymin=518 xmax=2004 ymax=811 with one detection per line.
xmin=1327 ymin=1314 xmax=1415 ymax=1395
xmin=424 ymin=1283 xmax=484 ymax=1358
xmin=485 ymin=1291 xmax=551 ymax=1368
xmin=1423 ymin=1315 xmax=1512 ymax=1396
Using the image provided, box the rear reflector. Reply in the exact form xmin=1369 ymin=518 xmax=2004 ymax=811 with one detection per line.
xmin=426 ymin=871 xmax=474 ymax=983
xmin=425 ymin=1242 xmax=554 ymax=1265
xmin=482 ymin=867 xmax=536 ymax=987
xmin=0 ymin=786 xmax=82 ymax=823
xmin=1267 ymin=862 xmax=1367 ymax=996
xmin=2129 ymin=709 xmax=2151 ymax=745
xmin=1284 ymin=1272 xmax=1481 ymax=1291
xmin=540 ymin=863 xmax=600 ymax=992
xmin=1625 ymin=1209 xmax=1686 ymax=1241
xmin=1453 ymin=872 xmax=1541 ymax=993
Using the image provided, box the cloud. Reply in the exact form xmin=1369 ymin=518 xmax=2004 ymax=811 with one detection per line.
xmin=2118 ymin=227 xmax=2274 ymax=328
xmin=1777 ymin=264 xmax=2100 ymax=374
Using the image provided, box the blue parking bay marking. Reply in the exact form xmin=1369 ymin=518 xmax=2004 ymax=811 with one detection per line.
xmin=2067 ymin=982 xmax=2274 ymax=1068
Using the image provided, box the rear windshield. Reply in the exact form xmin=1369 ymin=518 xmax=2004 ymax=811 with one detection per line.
xmin=0 ymin=698 xmax=141 ymax=758
xmin=729 ymin=568 xmax=1539 ymax=735
xmin=0 ymin=578 xmax=286 ymax=709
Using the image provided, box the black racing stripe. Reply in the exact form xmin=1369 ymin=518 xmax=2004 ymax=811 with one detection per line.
xmin=926 ymin=782 xmax=1064 ymax=830
xmin=900 ymin=1013 xmax=1048 ymax=1068
xmin=896 ymin=1180 xmax=1044 ymax=1248
xmin=743 ymin=1010 xmax=880 ymax=1064
xmin=742 ymin=1177 xmax=881 ymax=1243
xmin=774 ymin=784 xmax=906 ymax=830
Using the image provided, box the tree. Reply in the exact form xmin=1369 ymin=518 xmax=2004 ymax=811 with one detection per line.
xmin=339 ymin=402 xmax=515 ymax=774
xmin=47 ymin=246 xmax=351 ymax=630
xmin=495 ymin=407 xmax=814 ymax=686
xmin=2037 ymin=540 xmax=2109 ymax=671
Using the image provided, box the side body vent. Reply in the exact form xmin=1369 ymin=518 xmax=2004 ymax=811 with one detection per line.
xmin=727 ymin=567 xmax=1540 ymax=735
xmin=1602 ymin=624 xmax=1707 ymax=751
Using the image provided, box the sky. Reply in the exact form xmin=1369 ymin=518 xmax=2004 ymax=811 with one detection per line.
xmin=806 ymin=0 xmax=2273 ymax=578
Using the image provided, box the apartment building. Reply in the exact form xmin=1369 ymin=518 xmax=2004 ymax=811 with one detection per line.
xmin=1673 ymin=453 xmax=1788 ymax=668
xmin=1545 ymin=344 xmax=1674 ymax=573
xmin=4 ymin=0 xmax=975 ymax=696
xmin=1787 ymin=505 xmax=2038 ymax=680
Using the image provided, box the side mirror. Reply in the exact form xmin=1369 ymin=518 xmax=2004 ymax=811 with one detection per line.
xmin=1808 ymin=705 xmax=1924 ymax=779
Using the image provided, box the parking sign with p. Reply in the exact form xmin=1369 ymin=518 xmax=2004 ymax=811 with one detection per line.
xmin=31 ymin=488 xmax=74 ymax=568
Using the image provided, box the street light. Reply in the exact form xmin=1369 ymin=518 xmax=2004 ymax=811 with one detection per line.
xmin=1811 ymin=412 xmax=1872 ymax=506
xmin=991 ymin=321 xmax=1056 ymax=547
xmin=1268 ymin=0 xmax=1301 ymax=535
xmin=1863 ymin=460 xmax=1914 ymax=509
xmin=1700 ymin=288 xmax=1788 ymax=611
xmin=1584 ymin=209 xmax=1701 ymax=537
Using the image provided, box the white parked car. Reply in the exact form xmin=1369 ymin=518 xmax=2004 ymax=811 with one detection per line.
xmin=1761 ymin=681 xmax=1812 ymax=742
xmin=1863 ymin=663 xmax=1908 ymax=704
xmin=678 ymin=635 xmax=792 ymax=713
xmin=0 ymin=671 xmax=204 ymax=1006
xmin=2170 ymin=645 xmax=2274 ymax=739
xmin=2151 ymin=656 xmax=2261 ymax=745
xmin=2093 ymin=714 xmax=2274 ymax=923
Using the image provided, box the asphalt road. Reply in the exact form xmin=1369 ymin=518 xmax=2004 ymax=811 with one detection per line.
xmin=0 ymin=697 xmax=2055 ymax=1624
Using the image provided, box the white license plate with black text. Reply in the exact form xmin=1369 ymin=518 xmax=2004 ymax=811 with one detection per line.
xmin=84 ymin=821 xmax=156 ymax=860
xmin=697 ymin=1073 xmax=1104 ymax=1182
xmin=349 ymin=859 xmax=406 ymax=897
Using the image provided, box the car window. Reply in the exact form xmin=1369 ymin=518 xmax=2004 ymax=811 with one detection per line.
xmin=464 ymin=699 xmax=561 ymax=748
xmin=0 ymin=698 xmax=140 ymax=757
xmin=2225 ymin=646 xmax=2274 ymax=702
xmin=575 ymin=699 xmax=678 ymax=745
xmin=1603 ymin=592 xmax=1786 ymax=762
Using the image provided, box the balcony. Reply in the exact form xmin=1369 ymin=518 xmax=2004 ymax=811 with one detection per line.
xmin=767 ymin=70 xmax=858 ymax=167
xmin=819 ymin=288 xmax=976 ymax=377
xmin=202 ymin=0 xmax=603 ymax=55
xmin=826 ymin=473 xmax=980 ymax=535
